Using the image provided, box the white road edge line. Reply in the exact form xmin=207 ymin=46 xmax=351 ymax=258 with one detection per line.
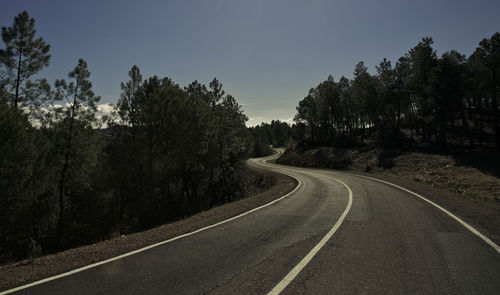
xmin=267 ymin=157 xmax=500 ymax=255
xmin=267 ymin=174 xmax=353 ymax=295
xmin=0 ymin=159 xmax=302 ymax=295
xmin=349 ymin=173 xmax=500 ymax=254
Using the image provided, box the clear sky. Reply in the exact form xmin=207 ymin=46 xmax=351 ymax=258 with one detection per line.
xmin=1 ymin=0 xmax=499 ymax=126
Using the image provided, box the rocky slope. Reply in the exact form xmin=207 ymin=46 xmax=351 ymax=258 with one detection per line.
xmin=277 ymin=145 xmax=500 ymax=201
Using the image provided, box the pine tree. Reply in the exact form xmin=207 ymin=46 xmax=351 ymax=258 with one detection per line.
xmin=51 ymin=59 xmax=101 ymax=248
xmin=0 ymin=11 xmax=51 ymax=108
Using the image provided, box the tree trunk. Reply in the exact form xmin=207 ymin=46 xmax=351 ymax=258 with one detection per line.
xmin=460 ymin=97 xmax=474 ymax=150
xmin=360 ymin=112 xmax=365 ymax=142
xmin=492 ymin=70 xmax=499 ymax=151
xmin=396 ymin=98 xmax=402 ymax=134
xmin=479 ymin=98 xmax=484 ymax=147
xmin=14 ymin=50 xmax=22 ymax=108
xmin=56 ymin=90 xmax=78 ymax=249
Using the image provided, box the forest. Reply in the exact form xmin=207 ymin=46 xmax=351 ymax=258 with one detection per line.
xmin=287 ymin=34 xmax=500 ymax=151
xmin=0 ymin=12 xmax=256 ymax=263
xmin=1 ymin=10 xmax=498 ymax=264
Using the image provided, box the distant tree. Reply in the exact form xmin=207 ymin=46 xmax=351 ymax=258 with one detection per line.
xmin=467 ymin=44 xmax=490 ymax=146
xmin=117 ymin=65 xmax=142 ymax=125
xmin=0 ymin=11 xmax=51 ymax=108
xmin=247 ymin=120 xmax=295 ymax=157
xmin=210 ymin=93 xmax=249 ymax=204
xmin=394 ymin=55 xmax=415 ymax=138
xmin=315 ymin=75 xmax=338 ymax=140
xmin=290 ymin=35 xmax=500 ymax=151
xmin=351 ymin=62 xmax=377 ymax=140
xmin=338 ymin=76 xmax=355 ymax=141
xmin=469 ymin=32 xmax=500 ymax=151
xmin=208 ymin=77 xmax=225 ymax=108
xmin=407 ymin=37 xmax=438 ymax=142
xmin=295 ymin=88 xmax=319 ymax=141
xmin=270 ymin=120 xmax=292 ymax=146
xmin=110 ymin=74 xmax=252 ymax=225
xmin=248 ymin=124 xmax=273 ymax=157
xmin=429 ymin=50 xmax=468 ymax=148
xmin=50 ymin=59 xmax=102 ymax=248
xmin=0 ymin=101 xmax=41 ymax=261
xmin=109 ymin=65 xmax=143 ymax=231
xmin=375 ymin=58 xmax=407 ymax=138
xmin=182 ymin=80 xmax=213 ymax=213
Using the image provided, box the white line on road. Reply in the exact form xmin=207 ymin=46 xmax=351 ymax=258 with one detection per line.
xmin=267 ymin=174 xmax=353 ymax=295
xmin=261 ymin=157 xmax=499 ymax=294
xmin=265 ymin=157 xmax=500 ymax=255
xmin=350 ymin=173 xmax=500 ymax=254
xmin=0 ymin=161 xmax=301 ymax=295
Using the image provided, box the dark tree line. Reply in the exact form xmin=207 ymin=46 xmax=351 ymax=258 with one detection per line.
xmin=294 ymin=34 xmax=500 ymax=151
xmin=0 ymin=12 xmax=252 ymax=262
xmin=108 ymin=70 xmax=250 ymax=233
xmin=247 ymin=120 xmax=303 ymax=157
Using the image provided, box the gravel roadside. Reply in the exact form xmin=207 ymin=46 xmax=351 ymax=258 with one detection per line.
xmin=0 ymin=166 xmax=297 ymax=292
xmin=345 ymin=171 xmax=500 ymax=246
xmin=277 ymin=146 xmax=500 ymax=247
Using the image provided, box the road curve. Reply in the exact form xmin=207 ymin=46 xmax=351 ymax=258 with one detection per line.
xmin=3 ymin=151 xmax=500 ymax=294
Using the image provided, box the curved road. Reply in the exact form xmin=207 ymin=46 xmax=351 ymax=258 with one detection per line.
xmin=3 ymin=151 xmax=499 ymax=294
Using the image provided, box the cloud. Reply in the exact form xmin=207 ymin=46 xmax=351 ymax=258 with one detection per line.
xmin=95 ymin=103 xmax=117 ymax=118
xmin=25 ymin=103 xmax=120 ymax=128
xmin=95 ymin=103 xmax=119 ymax=128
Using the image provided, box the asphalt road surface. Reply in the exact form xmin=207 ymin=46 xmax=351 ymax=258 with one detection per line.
xmin=4 ymin=151 xmax=500 ymax=294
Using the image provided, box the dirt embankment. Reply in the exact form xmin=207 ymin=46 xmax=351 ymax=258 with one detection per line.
xmin=278 ymin=146 xmax=500 ymax=201
xmin=0 ymin=165 xmax=297 ymax=292
xmin=277 ymin=145 xmax=500 ymax=244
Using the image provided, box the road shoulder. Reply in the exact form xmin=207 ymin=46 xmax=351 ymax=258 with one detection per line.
xmin=0 ymin=165 xmax=297 ymax=292
xmin=340 ymin=170 xmax=500 ymax=247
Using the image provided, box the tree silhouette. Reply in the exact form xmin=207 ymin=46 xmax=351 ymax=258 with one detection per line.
xmin=0 ymin=11 xmax=51 ymax=108
xmin=51 ymin=59 xmax=101 ymax=248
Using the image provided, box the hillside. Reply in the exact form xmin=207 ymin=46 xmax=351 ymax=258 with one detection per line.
xmin=277 ymin=145 xmax=500 ymax=243
xmin=278 ymin=145 xmax=500 ymax=201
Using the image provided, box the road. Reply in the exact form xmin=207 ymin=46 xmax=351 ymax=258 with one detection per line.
xmin=3 ymin=151 xmax=500 ymax=294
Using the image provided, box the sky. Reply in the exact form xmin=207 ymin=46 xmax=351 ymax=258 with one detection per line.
xmin=1 ymin=0 xmax=499 ymax=126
